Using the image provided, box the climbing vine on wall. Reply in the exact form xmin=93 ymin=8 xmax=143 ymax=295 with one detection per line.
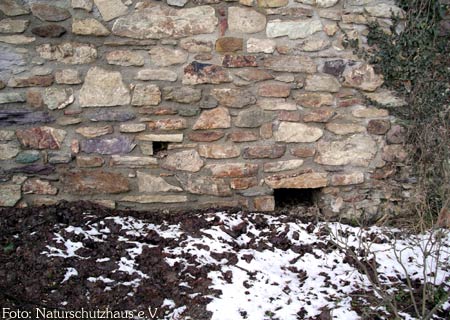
xmin=362 ymin=0 xmax=449 ymax=225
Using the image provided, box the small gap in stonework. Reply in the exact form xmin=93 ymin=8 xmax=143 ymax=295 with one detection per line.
xmin=153 ymin=141 xmax=168 ymax=157
xmin=274 ymin=188 xmax=317 ymax=209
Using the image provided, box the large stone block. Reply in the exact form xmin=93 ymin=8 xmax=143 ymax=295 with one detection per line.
xmin=315 ymin=134 xmax=377 ymax=166
xmin=265 ymin=172 xmax=328 ymax=189
xmin=275 ymin=122 xmax=323 ymax=142
xmin=62 ymin=170 xmax=130 ymax=195
xmin=79 ymin=67 xmax=130 ymax=107
xmin=112 ymin=5 xmax=217 ymax=39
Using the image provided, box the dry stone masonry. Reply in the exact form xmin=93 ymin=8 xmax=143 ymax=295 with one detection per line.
xmin=0 ymin=0 xmax=412 ymax=219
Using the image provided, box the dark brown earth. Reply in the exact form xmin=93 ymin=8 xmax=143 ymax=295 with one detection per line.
xmin=0 ymin=201 xmax=448 ymax=320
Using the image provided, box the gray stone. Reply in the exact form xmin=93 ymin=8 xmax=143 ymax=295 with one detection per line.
xmin=72 ymin=0 xmax=93 ymax=11
xmin=317 ymin=0 xmax=339 ymax=8
xmin=0 ymin=0 xmax=29 ymax=16
xmin=110 ymin=155 xmax=158 ymax=167
xmin=72 ymin=18 xmax=110 ymax=36
xmin=0 ymin=184 xmax=21 ymax=207
xmin=137 ymin=134 xmax=183 ymax=143
xmin=163 ymin=86 xmax=202 ymax=104
xmin=0 ymin=35 xmax=35 ymax=44
xmin=48 ymin=151 xmax=72 ymax=164
xmin=43 ymin=88 xmax=74 ymax=110
xmin=88 ymin=111 xmax=135 ymax=122
xmin=0 ymin=110 xmax=54 ymax=126
xmin=0 ymin=19 xmax=29 ymax=33
xmin=228 ymin=7 xmax=267 ymax=33
xmin=235 ymin=107 xmax=274 ymax=128
xmin=167 ymin=0 xmax=189 ymax=7
xmin=0 ymin=143 xmax=20 ymax=160
xmin=81 ymin=136 xmax=136 ymax=155
xmin=177 ymin=174 xmax=231 ymax=197
xmin=76 ymin=126 xmax=113 ymax=138
xmin=30 ymin=4 xmax=71 ymax=22
xmin=267 ymin=19 xmax=322 ymax=39
xmin=343 ymin=63 xmax=384 ymax=92
xmin=0 ymin=130 xmax=15 ymax=141
xmin=263 ymin=159 xmax=304 ymax=173
xmin=264 ymin=56 xmax=316 ymax=73
xmin=211 ymin=88 xmax=256 ymax=108
xmin=161 ymin=150 xmax=204 ymax=172
xmin=364 ymin=4 xmax=404 ymax=18
xmin=131 ymin=84 xmax=161 ymax=106
xmin=275 ymin=122 xmax=323 ymax=142
xmin=93 ymin=0 xmax=128 ymax=21
xmin=15 ymin=151 xmax=40 ymax=164
xmin=0 ymin=92 xmax=26 ymax=104
xmin=55 ymin=69 xmax=82 ymax=84
xmin=80 ymin=67 xmax=130 ymax=107
xmin=106 ymin=50 xmax=144 ymax=67
xmin=137 ymin=171 xmax=182 ymax=193
xmin=36 ymin=42 xmax=97 ymax=64
xmin=112 ymin=5 xmax=217 ymax=39
xmin=364 ymin=89 xmax=407 ymax=107
xmin=265 ymin=172 xmax=328 ymax=189
xmin=0 ymin=44 xmax=26 ymax=76
xmin=121 ymin=195 xmax=188 ymax=204
xmin=305 ymin=73 xmax=341 ymax=92
xmin=136 ymin=69 xmax=178 ymax=82
xmin=315 ymin=134 xmax=377 ymax=166
xmin=149 ymin=46 xmax=188 ymax=67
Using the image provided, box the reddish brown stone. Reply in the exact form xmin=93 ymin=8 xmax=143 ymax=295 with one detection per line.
xmin=278 ymin=111 xmax=301 ymax=122
xmin=260 ymin=123 xmax=273 ymax=139
xmin=76 ymin=156 xmax=105 ymax=168
xmin=194 ymin=53 xmax=213 ymax=61
xmin=32 ymin=24 xmax=66 ymax=37
xmin=8 ymin=75 xmax=54 ymax=87
xmin=253 ymin=196 xmax=275 ymax=212
xmin=303 ymin=108 xmax=335 ymax=123
xmin=22 ymin=178 xmax=58 ymax=195
xmin=148 ymin=118 xmax=187 ymax=131
xmin=183 ymin=61 xmax=232 ymax=85
xmin=382 ymin=145 xmax=408 ymax=162
xmin=243 ymin=145 xmax=285 ymax=159
xmin=228 ymin=131 xmax=259 ymax=142
xmin=216 ymin=37 xmax=243 ymax=52
xmin=62 ymin=170 xmax=130 ymax=195
xmin=222 ymin=54 xmax=258 ymax=68
xmin=231 ymin=177 xmax=258 ymax=190
xmin=16 ymin=127 xmax=66 ymax=150
xmin=330 ymin=172 xmax=364 ymax=186
xmin=372 ymin=165 xmax=396 ymax=179
xmin=193 ymin=107 xmax=231 ymax=130
xmin=258 ymin=83 xmax=291 ymax=98
xmin=367 ymin=119 xmax=391 ymax=135
xmin=198 ymin=144 xmax=240 ymax=159
xmin=294 ymin=92 xmax=334 ymax=108
xmin=338 ymin=97 xmax=364 ymax=108
xmin=139 ymin=107 xmax=178 ymax=115
xmin=235 ymin=69 xmax=273 ymax=82
xmin=188 ymin=131 xmax=225 ymax=142
xmin=387 ymin=125 xmax=406 ymax=144
xmin=206 ymin=163 xmax=259 ymax=178
xmin=290 ymin=146 xmax=316 ymax=158
xmin=26 ymin=89 xmax=44 ymax=108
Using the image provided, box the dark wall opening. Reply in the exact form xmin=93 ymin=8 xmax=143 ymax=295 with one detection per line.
xmin=273 ymin=188 xmax=318 ymax=209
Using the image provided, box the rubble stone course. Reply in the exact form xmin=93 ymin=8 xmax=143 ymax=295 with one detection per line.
xmin=0 ymin=0 xmax=410 ymax=219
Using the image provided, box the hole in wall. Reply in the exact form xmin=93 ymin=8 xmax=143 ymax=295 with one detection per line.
xmin=153 ymin=141 xmax=168 ymax=157
xmin=274 ymin=188 xmax=319 ymax=209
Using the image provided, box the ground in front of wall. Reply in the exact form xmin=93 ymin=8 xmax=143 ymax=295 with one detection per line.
xmin=0 ymin=202 xmax=449 ymax=320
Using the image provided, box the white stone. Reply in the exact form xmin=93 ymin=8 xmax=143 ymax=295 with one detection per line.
xmin=267 ymin=19 xmax=322 ymax=39
xmin=93 ymin=0 xmax=127 ymax=21
xmin=247 ymin=38 xmax=276 ymax=53
xmin=275 ymin=122 xmax=323 ymax=142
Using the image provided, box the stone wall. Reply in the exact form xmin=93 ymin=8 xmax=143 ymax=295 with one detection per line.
xmin=0 ymin=0 xmax=412 ymax=219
